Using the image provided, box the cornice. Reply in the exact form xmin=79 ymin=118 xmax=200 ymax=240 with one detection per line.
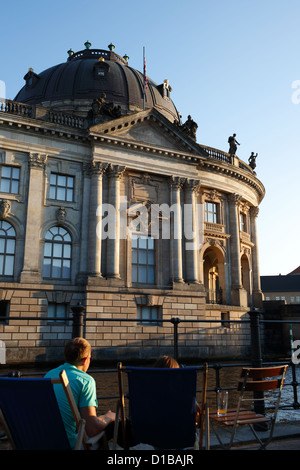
xmin=198 ymin=159 xmax=265 ymax=202
xmin=89 ymin=133 xmax=204 ymax=164
xmin=0 ymin=107 xmax=265 ymax=201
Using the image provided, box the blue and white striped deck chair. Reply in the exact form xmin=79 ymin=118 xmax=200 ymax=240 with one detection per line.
xmin=0 ymin=370 xmax=104 ymax=450
xmin=115 ymin=363 xmax=209 ymax=450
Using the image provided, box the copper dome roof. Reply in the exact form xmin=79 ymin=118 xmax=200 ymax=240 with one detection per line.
xmin=14 ymin=43 xmax=180 ymax=124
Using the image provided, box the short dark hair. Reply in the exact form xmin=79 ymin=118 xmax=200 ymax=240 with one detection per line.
xmin=64 ymin=338 xmax=91 ymax=365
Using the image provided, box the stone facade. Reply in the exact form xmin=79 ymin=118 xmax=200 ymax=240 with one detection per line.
xmin=0 ymin=48 xmax=265 ymax=364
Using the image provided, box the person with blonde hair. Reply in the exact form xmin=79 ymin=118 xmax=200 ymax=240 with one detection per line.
xmin=153 ymin=355 xmax=179 ymax=368
xmin=45 ymin=337 xmax=116 ymax=448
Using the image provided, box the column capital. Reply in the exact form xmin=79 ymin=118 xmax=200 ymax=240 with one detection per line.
xmin=107 ymin=164 xmax=126 ymax=179
xmin=184 ymin=178 xmax=200 ymax=193
xmin=91 ymin=161 xmax=108 ymax=176
xmin=169 ymin=176 xmax=185 ymax=190
xmin=250 ymin=206 xmax=259 ymax=218
xmin=228 ymin=193 xmax=242 ymax=205
xmin=84 ymin=161 xmax=108 ymax=177
xmin=29 ymin=153 xmax=47 ymax=169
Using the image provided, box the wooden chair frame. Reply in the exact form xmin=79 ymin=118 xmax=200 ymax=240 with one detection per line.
xmin=58 ymin=369 xmax=107 ymax=450
xmin=113 ymin=362 xmax=209 ymax=450
xmin=209 ymin=365 xmax=288 ymax=449
xmin=0 ymin=370 xmax=106 ymax=450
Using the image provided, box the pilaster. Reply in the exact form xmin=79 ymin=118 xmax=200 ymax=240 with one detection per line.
xmin=250 ymin=206 xmax=263 ymax=307
xmin=169 ymin=176 xmax=184 ymax=285
xmin=228 ymin=193 xmax=247 ymax=306
xmin=184 ymin=178 xmax=200 ymax=284
xmin=106 ymin=164 xmax=126 ymax=281
xmin=20 ymin=153 xmax=47 ymax=283
xmin=87 ymin=161 xmax=108 ymax=277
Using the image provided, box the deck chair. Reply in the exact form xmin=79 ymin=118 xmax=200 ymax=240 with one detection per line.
xmin=0 ymin=369 xmax=105 ymax=450
xmin=209 ymin=365 xmax=288 ymax=449
xmin=113 ymin=362 xmax=209 ymax=450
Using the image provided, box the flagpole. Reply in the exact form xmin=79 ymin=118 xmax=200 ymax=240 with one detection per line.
xmin=143 ymin=46 xmax=148 ymax=111
xmin=143 ymin=46 xmax=145 ymax=111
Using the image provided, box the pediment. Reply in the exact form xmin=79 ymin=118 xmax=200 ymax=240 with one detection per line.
xmin=88 ymin=109 xmax=206 ymax=156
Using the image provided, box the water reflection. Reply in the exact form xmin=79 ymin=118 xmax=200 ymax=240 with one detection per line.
xmin=1 ymin=362 xmax=299 ymax=422
xmin=91 ymin=364 xmax=300 ymax=422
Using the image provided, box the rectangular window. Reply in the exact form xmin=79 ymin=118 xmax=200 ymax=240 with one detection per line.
xmin=0 ymin=165 xmax=20 ymax=194
xmin=205 ymin=202 xmax=218 ymax=223
xmin=137 ymin=306 xmax=161 ymax=326
xmin=0 ymin=300 xmax=9 ymax=325
xmin=240 ymin=213 xmax=247 ymax=232
xmin=47 ymin=303 xmax=67 ymax=323
xmin=132 ymin=235 xmax=155 ymax=284
xmin=221 ymin=311 xmax=230 ymax=328
xmin=49 ymin=173 xmax=74 ymax=202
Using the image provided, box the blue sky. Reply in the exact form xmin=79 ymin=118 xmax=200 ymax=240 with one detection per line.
xmin=1 ymin=0 xmax=299 ymax=276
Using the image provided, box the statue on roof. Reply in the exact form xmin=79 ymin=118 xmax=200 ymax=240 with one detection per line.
xmin=180 ymin=115 xmax=198 ymax=141
xmin=228 ymin=133 xmax=240 ymax=156
xmin=88 ymin=93 xmax=121 ymax=124
xmin=248 ymin=152 xmax=258 ymax=170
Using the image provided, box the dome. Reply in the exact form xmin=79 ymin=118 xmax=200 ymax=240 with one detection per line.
xmin=14 ymin=43 xmax=180 ymax=124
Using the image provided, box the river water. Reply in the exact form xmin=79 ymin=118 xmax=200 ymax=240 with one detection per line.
xmin=1 ymin=362 xmax=299 ymax=423
xmin=86 ymin=362 xmax=300 ymax=422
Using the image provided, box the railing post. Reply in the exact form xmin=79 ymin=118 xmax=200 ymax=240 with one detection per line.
xmin=249 ymin=307 xmax=263 ymax=368
xmin=71 ymin=303 xmax=85 ymax=339
xmin=290 ymin=361 xmax=300 ymax=409
xmin=249 ymin=307 xmax=267 ymax=429
xmin=171 ymin=317 xmax=180 ymax=362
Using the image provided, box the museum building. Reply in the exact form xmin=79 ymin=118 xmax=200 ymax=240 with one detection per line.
xmin=0 ymin=42 xmax=265 ymax=363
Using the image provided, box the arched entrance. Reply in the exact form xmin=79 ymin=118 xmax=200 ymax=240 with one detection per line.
xmin=241 ymin=252 xmax=251 ymax=306
xmin=202 ymin=244 xmax=226 ymax=304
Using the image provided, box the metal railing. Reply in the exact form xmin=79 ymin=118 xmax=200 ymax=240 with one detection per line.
xmin=1 ymin=307 xmax=300 ymax=416
xmin=2 ymin=305 xmax=300 ymax=365
xmin=1 ymin=359 xmax=299 ymax=416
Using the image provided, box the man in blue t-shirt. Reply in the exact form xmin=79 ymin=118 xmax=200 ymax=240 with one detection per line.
xmin=45 ymin=337 xmax=116 ymax=449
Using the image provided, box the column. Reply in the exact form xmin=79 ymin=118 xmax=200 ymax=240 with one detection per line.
xmin=87 ymin=161 xmax=107 ymax=277
xmin=184 ymin=179 xmax=200 ymax=284
xmin=78 ymin=164 xmax=91 ymax=277
xmin=20 ymin=153 xmax=47 ymax=282
xmin=169 ymin=176 xmax=184 ymax=284
xmin=228 ymin=193 xmax=247 ymax=306
xmin=250 ymin=206 xmax=263 ymax=307
xmin=106 ymin=164 xmax=125 ymax=279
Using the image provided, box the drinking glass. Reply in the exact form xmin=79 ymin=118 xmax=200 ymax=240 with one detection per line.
xmin=217 ymin=390 xmax=228 ymax=416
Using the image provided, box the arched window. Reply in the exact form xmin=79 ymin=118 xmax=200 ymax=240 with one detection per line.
xmin=0 ymin=221 xmax=16 ymax=276
xmin=42 ymin=226 xmax=71 ymax=279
